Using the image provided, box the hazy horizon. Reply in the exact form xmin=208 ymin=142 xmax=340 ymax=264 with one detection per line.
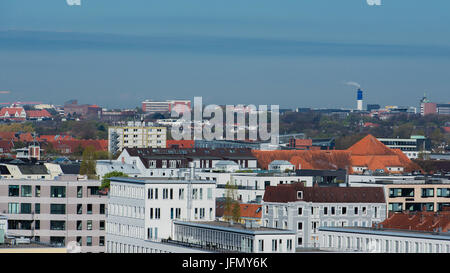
xmin=1 ymin=0 xmax=450 ymax=109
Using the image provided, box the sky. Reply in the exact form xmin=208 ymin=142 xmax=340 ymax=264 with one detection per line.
xmin=0 ymin=0 xmax=450 ymax=110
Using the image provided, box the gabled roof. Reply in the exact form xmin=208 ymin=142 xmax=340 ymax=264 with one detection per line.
xmin=381 ymin=210 xmax=450 ymax=233
xmin=26 ymin=109 xmax=52 ymax=118
xmin=347 ymin=134 xmax=396 ymax=156
xmin=263 ymin=183 xmax=385 ymax=203
xmin=0 ymin=107 xmax=25 ymax=117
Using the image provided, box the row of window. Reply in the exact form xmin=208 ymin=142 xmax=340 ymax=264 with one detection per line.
xmin=147 ymin=187 xmax=213 ymax=201
xmin=324 ymin=235 xmax=450 ymax=253
xmin=107 ymin=222 xmax=145 ymax=240
xmin=389 ymin=188 xmax=450 ymax=198
xmin=8 ymin=219 xmax=105 ymax=231
xmin=108 ymin=204 xmax=145 ymax=219
xmin=106 ymin=241 xmax=169 ymax=253
xmin=8 ymin=203 xmax=105 ymax=215
xmin=8 ymin=185 xmax=100 ymax=198
xmin=257 ymin=239 xmax=293 ymax=252
xmin=267 ymin=205 xmax=373 ymax=217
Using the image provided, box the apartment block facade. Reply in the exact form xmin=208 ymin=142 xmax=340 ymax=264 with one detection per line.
xmin=262 ymin=183 xmax=386 ymax=249
xmin=106 ymin=177 xmax=216 ymax=253
xmin=108 ymin=121 xmax=167 ymax=154
xmin=0 ymin=175 xmax=107 ymax=252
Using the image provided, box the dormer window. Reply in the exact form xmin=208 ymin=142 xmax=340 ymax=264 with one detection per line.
xmin=297 ymin=191 xmax=303 ymax=200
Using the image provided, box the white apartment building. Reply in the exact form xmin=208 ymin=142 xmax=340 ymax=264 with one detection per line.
xmin=108 ymin=121 xmax=167 ymax=154
xmin=106 ymin=177 xmax=216 ymax=253
xmin=197 ymin=171 xmax=314 ymax=203
xmin=319 ymin=226 xmax=450 ymax=253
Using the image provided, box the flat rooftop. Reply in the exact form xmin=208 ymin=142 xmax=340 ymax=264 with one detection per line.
xmin=319 ymin=226 xmax=450 ymax=241
xmin=174 ymin=220 xmax=295 ymax=235
xmin=110 ymin=177 xmax=216 ymax=185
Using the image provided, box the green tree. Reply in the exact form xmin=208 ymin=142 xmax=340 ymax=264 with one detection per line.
xmin=100 ymin=171 xmax=128 ymax=190
xmin=79 ymin=146 xmax=97 ymax=179
xmin=224 ymin=180 xmax=240 ymax=223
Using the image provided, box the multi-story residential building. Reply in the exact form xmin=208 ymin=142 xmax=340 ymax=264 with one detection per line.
xmin=262 ymin=183 xmax=386 ymax=249
xmin=141 ymin=99 xmax=191 ymax=114
xmin=198 ymin=168 xmax=347 ymax=203
xmin=0 ymin=175 xmax=107 ymax=252
xmin=106 ymin=176 xmax=216 ymax=253
xmin=115 ymin=147 xmax=257 ymax=178
xmin=108 ymin=121 xmax=167 ymax=154
xmin=349 ymin=176 xmax=450 ymax=214
xmin=377 ymin=136 xmax=431 ymax=159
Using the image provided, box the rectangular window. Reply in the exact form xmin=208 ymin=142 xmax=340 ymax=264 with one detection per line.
xmin=207 ymin=188 xmax=213 ymax=200
xmin=77 ymin=236 xmax=82 ymax=246
xmin=100 ymin=221 xmax=105 ymax=230
xmin=35 ymin=203 xmax=40 ymax=214
xmin=342 ymin=207 xmax=347 ymax=215
xmin=87 ymin=220 xmax=92 ymax=230
xmin=21 ymin=185 xmax=32 ymax=197
xmin=324 ymin=207 xmax=328 ymax=215
xmin=8 ymin=185 xmax=19 ymax=197
xmin=8 ymin=203 xmax=19 ymax=214
xmin=21 ymin=203 xmax=32 ymax=214
xmin=297 ymin=222 xmax=303 ymax=230
xmin=331 ymin=207 xmax=336 ymax=215
xmin=422 ymin=188 xmax=435 ymax=198
xmin=35 ymin=220 xmax=40 ymax=230
xmin=50 ymin=221 xmax=66 ymax=231
xmin=50 ymin=204 xmax=66 ymax=214
xmin=77 ymin=186 xmax=83 ymax=198
xmin=298 ymin=207 xmax=303 ymax=215
xmin=50 ymin=186 xmax=66 ymax=198
xmin=87 ymin=204 xmax=93 ymax=214
xmin=100 ymin=204 xmax=105 ymax=214
xmin=35 ymin=186 xmax=41 ymax=197
xmin=77 ymin=204 xmax=83 ymax=214
xmin=258 ymin=240 xmax=264 ymax=252
xmin=86 ymin=236 xmax=92 ymax=246
xmin=272 ymin=239 xmax=278 ymax=251
xmin=77 ymin=220 xmax=82 ymax=230
xmin=99 ymin=236 xmax=105 ymax=246
xmin=179 ymin=188 xmax=184 ymax=200
xmin=170 ymin=188 xmax=173 ymax=200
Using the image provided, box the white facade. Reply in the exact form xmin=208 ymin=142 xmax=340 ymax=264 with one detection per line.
xmin=108 ymin=122 xmax=167 ymax=153
xmin=197 ymin=171 xmax=313 ymax=203
xmin=107 ymin=177 xmax=216 ymax=252
xmin=319 ymin=227 xmax=450 ymax=253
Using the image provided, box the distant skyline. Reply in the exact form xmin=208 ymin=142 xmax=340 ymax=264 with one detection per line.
xmin=0 ymin=0 xmax=449 ymax=109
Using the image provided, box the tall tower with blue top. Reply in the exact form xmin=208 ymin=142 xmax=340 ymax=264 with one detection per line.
xmin=357 ymin=88 xmax=363 ymax=111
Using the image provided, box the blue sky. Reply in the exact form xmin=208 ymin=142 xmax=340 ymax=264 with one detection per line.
xmin=0 ymin=0 xmax=449 ymax=109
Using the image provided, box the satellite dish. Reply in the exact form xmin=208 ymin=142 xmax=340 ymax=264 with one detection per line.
xmin=67 ymin=241 xmax=82 ymax=253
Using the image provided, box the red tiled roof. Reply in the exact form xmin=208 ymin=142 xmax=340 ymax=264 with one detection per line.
xmin=347 ymin=134 xmax=396 ymax=156
xmin=26 ymin=109 xmax=52 ymax=118
xmin=0 ymin=107 xmax=26 ymax=117
xmin=166 ymin=140 xmax=195 ymax=148
xmin=263 ymin=183 xmax=385 ymax=203
xmin=223 ymin=204 xmax=262 ymax=219
xmin=253 ymin=134 xmax=421 ymax=174
xmin=39 ymin=135 xmax=74 ymax=142
xmin=0 ymin=132 xmax=17 ymax=141
xmin=0 ymin=140 xmax=14 ymax=153
xmin=380 ymin=211 xmax=450 ymax=232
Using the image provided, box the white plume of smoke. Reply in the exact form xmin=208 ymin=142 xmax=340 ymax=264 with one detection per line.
xmin=343 ymin=81 xmax=361 ymax=89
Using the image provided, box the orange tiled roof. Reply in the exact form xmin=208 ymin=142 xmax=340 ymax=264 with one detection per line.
xmin=223 ymin=203 xmax=262 ymax=219
xmin=26 ymin=109 xmax=52 ymax=118
xmin=252 ymin=134 xmax=421 ymax=174
xmin=381 ymin=210 xmax=450 ymax=232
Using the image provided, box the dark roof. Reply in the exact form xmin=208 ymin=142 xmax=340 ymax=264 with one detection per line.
xmin=0 ymin=165 xmax=11 ymax=175
xmin=18 ymin=165 xmax=49 ymax=175
xmin=263 ymin=183 xmax=385 ymax=203
xmin=60 ymin=164 xmax=81 ymax=174
xmin=124 ymin=147 xmax=256 ymax=168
